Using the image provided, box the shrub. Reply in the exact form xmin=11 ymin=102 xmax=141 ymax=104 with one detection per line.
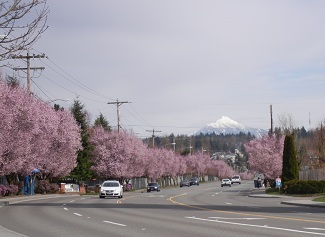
xmin=285 ymin=180 xmax=325 ymax=195
xmin=7 ymin=185 xmax=19 ymax=195
xmin=35 ymin=180 xmax=59 ymax=194
xmin=0 ymin=185 xmax=6 ymax=196
xmin=266 ymin=187 xmax=282 ymax=194
xmin=0 ymin=184 xmax=19 ymax=196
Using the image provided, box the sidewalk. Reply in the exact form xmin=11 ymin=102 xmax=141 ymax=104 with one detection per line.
xmin=0 ymin=193 xmax=79 ymax=206
xmin=248 ymin=188 xmax=325 ymax=208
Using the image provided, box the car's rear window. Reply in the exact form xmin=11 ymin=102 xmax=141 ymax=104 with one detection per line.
xmin=232 ymin=176 xmax=240 ymax=179
xmin=103 ymin=182 xmax=119 ymax=187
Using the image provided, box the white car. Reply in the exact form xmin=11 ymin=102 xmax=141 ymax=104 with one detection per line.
xmin=221 ymin=179 xmax=232 ymax=187
xmin=231 ymin=175 xmax=241 ymax=184
xmin=99 ymin=180 xmax=123 ymax=199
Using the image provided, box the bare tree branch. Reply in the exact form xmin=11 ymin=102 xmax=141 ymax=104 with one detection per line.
xmin=0 ymin=0 xmax=49 ymax=60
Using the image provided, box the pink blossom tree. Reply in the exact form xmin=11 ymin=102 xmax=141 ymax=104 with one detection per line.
xmin=244 ymin=134 xmax=285 ymax=179
xmin=0 ymin=81 xmax=81 ymax=183
xmin=185 ymin=152 xmax=212 ymax=178
xmin=90 ymin=128 xmax=148 ymax=180
xmin=211 ymin=160 xmax=234 ymax=179
xmin=144 ymin=148 xmax=166 ymax=181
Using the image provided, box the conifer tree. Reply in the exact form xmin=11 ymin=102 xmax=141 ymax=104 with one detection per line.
xmin=281 ymin=133 xmax=299 ymax=183
xmin=70 ymin=99 xmax=94 ymax=181
xmin=94 ymin=112 xmax=111 ymax=131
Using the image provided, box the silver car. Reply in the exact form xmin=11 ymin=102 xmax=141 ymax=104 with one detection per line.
xmin=221 ymin=179 xmax=232 ymax=187
xmin=99 ymin=180 xmax=123 ymax=198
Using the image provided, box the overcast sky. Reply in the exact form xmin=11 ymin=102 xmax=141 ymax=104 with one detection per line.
xmin=5 ymin=1 xmax=325 ymax=137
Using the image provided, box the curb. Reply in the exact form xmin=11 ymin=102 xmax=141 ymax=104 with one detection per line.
xmin=248 ymin=194 xmax=282 ymax=198
xmin=281 ymin=200 xmax=325 ymax=208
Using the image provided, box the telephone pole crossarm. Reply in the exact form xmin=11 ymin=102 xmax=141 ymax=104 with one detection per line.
xmin=107 ymin=99 xmax=131 ymax=132
xmin=10 ymin=52 xmax=46 ymax=94
xmin=146 ymin=129 xmax=162 ymax=147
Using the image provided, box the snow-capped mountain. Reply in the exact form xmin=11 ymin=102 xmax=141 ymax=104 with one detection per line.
xmin=194 ymin=116 xmax=267 ymax=138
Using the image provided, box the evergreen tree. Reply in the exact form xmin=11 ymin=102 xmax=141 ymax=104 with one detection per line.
xmin=70 ymin=99 xmax=94 ymax=181
xmin=281 ymin=133 xmax=299 ymax=183
xmin=53 ymin=103 xmax=64 ymax=111
xmin=5 ymin=75 xmax=20 ymax=88
xmin=94 ymin=112 xmax=111 ymax=131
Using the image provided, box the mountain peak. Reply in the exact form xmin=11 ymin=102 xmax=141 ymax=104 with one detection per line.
xmin=194 ymin=116 xmax=267 ymax=138
xmin=208 ymin=116 xmax=245 ymax=129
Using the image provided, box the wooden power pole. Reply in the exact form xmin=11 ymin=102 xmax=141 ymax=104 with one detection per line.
xmin=146 ymin=129 xmax=161 ymax=147
xmin=270 ymin=104 xmax=273 ymax=134
xmin=12 ymin=52 xmax=45 ymax=94
xmin=107 ymin=99 xmax=130 ymax=132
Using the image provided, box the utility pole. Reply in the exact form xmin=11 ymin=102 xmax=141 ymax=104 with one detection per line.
xmin=146 ymin=129 xmax=161 ymax=147
xmin=12 ymin=52 xmax=45 ymax=94
xmin=270 ymin=104 xmax=273 ymax=134
xmin=107 ymin=99 xmax=130 ymax=132
xmin=172 ymin=137 xmax=176 ymax=152
xmin=189 ymin=139 xmax=193 ymax=155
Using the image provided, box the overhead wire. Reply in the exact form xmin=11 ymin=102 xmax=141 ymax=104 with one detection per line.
xmin=32 ymin=48 xmax=115 ymax=101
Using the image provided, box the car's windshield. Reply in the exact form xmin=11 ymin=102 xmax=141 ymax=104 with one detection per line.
xmin=148 ymin=183 xmax=158 ymax=186
xmin=103 ymin=182 xmax=119 ymax=187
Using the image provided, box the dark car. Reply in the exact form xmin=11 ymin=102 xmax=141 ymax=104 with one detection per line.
xmin=189 ymin=178 xmax=199 ymax=186
xmin=147 ymin=182 xmax=160 ymax=192
xmin=180 ymin=179 xmax=190 ymax=187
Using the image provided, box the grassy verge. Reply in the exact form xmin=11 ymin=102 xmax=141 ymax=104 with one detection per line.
xmin=312 ymin=196 xmax=325 ymax=202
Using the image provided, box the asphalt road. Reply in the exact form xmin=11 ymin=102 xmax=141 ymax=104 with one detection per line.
xmin=0 ymin=181 xmax=325 ymax=237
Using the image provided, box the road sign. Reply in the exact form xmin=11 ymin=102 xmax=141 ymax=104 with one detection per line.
xmin=275 ymin=177 xmax=282 ymax=187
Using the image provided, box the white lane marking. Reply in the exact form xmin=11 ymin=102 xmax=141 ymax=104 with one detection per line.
xmin=209 ymin=217 xmax=265 ymax=220
xmin=73 ymin=213 xmax=82 ymax=217
xmin=305 ymin=228 xmax=325 ymax=231
xmin=70 ymin=200 xmax=75 ymax=203
xmin=63 ymin=207 xmax=68 ymax=211
xmin=103 ymin=221 xmax=127 ymax=227
xmin=146 ymin=195 xmax=165 ymax=198
xmin=186 ymin=216 xmax=325 ymax=236
xmin=225 ymin=202 xmax=232 ymax=205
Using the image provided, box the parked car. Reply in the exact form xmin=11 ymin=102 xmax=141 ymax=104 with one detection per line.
xmin=221 ymin=179 xmax=232 ymax=187
xmin=231 ymin=175 xmax=241 ymax=184
xmin=99 ymin=180 xmax=123 ymax=199
xmin=147 ymin=182 xmax=160 ymax=192
xmin=189 ymin=178 xmax=199 ymax=186
xmin=180 ymin=179 xmax=190 ymax=187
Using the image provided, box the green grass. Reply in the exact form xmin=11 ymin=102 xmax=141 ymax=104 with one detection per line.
xmin=312 ymin=196 xmax=325 ymax=202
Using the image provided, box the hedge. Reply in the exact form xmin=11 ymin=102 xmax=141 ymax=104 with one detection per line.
xmin=285 ymin=180 xmax=325 ymax=195
xmin=0 ymin=185 xmax=19 ymax=196
xmin=35 ymin=180 xmax=59 ymax=194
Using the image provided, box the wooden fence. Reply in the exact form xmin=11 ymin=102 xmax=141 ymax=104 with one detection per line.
xmin=299 ymin=168 xmax=325 ymax=181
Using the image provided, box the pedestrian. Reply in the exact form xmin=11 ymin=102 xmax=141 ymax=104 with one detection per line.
xmin=263 ymin=178 xmax=267 ymax=188
xmin=257 ymin=177 xmax=261 ymax=188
